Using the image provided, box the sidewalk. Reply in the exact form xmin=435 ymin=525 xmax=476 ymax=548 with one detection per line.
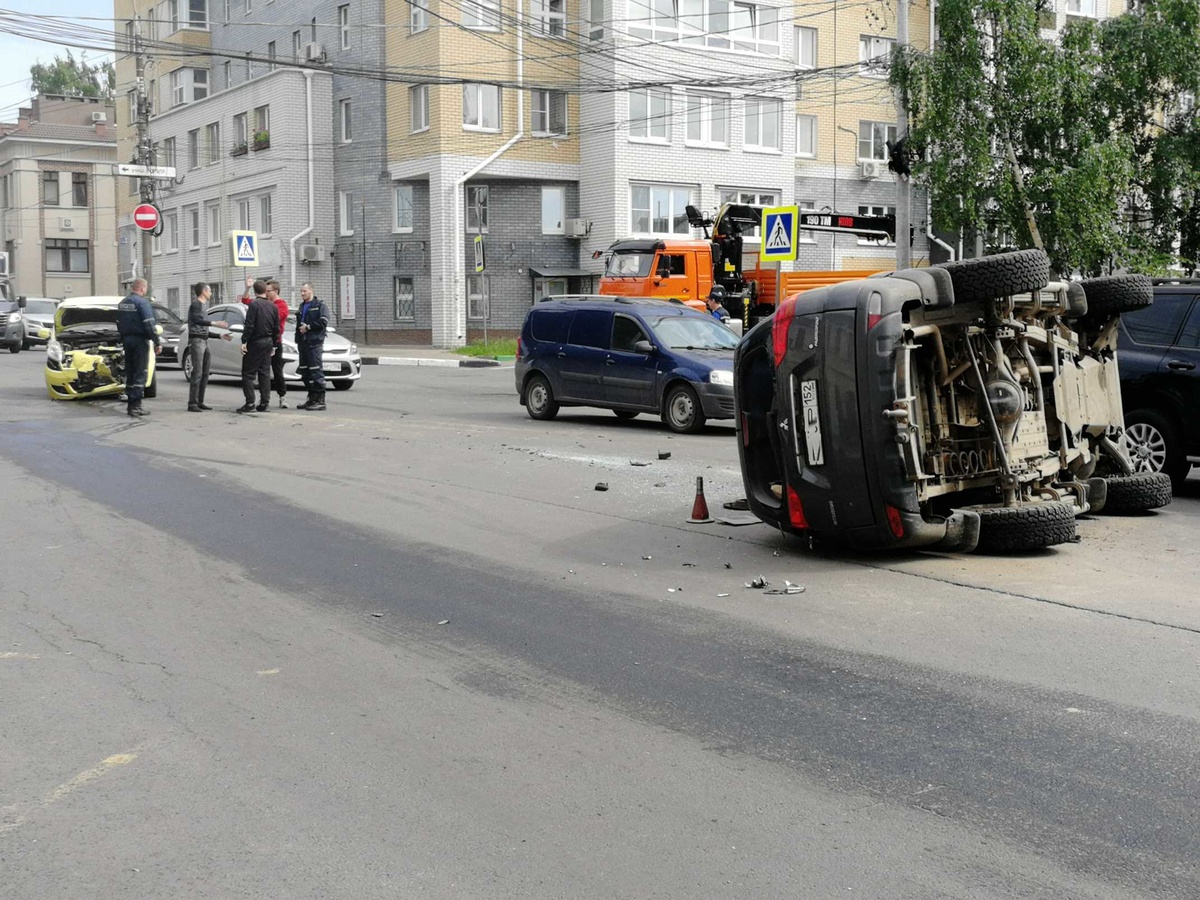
xmin=357 ymin=345 xmax=507 ymax=368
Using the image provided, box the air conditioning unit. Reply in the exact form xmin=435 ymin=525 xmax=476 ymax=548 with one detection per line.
xmin=303 ymin=42 xmax=325 ymax=61
xmin=564 ymin=218 xmax=588 ymax=238
xmin=859 ymin=160 xmax=884 ymax=179
xmin=91 ymin=111 xmax=108 ymax=123
xmin=60 ymin=217 xmax=75 ymax=230
xmin=299 ymin=243 xmax=326 ymax=263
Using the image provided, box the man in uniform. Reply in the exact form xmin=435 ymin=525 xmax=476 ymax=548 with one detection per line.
xmin=238 ymin=280 xmax=280 ymax=413
xmin=705 ymin=286 xmax=732 ymax=322
xmin=116 ymin=278 xmax=161 ymax=418
xmin=295 ymin=282 xmax=331 ymax=411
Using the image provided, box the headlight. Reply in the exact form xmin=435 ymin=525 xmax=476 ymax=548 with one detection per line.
xmin=708 ymin=370 xmax=733 ymax=386
xmin=9 ymin=312 xmax=21 ymax=323
xmin=349 ymin=344 xmax=358 ymax=355
xmin=47 ymin=339 xmax=63 ymax=364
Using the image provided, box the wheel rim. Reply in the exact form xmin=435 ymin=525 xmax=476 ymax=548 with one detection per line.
xmin=1125 ymin=422 xmax=1167 ymax=473
xmin=183 ymin=353 xmax=193 ymax=380
xmin=668 ymin=390 xmax=694 ymax=428
xmin=528 ymin=381 xmax=548 ymax=414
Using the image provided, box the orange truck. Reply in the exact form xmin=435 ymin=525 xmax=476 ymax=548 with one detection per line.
xmin=598 ymin=203 xmax=895 ymax=323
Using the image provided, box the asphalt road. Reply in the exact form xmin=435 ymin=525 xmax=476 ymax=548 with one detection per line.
xmin=2 ymin=352 xmax=1198 ymax=899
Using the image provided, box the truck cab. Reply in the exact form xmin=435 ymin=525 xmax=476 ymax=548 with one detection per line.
xmin=600 ymin=238 xmax=712 ymax=311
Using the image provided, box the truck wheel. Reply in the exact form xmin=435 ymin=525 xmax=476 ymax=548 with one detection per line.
xmin=1124 ymin=408 xmax=1188 ymax=490
xmin=662 ymin=383 xmax=706 ymax=434
xmin=964 ymin=501 xmax=1076 ymax=552
xmin=1078 ymin=275 xmax=1153 ymax=319
xmin=936 ymin=249 xmax=1050 ymax=304
xmin=1100 ymin=472 xmax=1172 ymax=514
xmin=524 ymin=373 xmax=559 ymax=421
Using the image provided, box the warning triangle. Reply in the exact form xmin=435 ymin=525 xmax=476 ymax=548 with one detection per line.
xmin=237 ymin=236 xmax=256 ymax=260
xmin=766 ymin=216 xmax=791 ymax=251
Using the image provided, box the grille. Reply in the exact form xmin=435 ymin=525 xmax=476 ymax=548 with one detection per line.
xmin=0 ymin=312 xmax=8 ymax=327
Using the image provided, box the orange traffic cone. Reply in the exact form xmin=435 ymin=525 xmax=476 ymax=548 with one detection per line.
xmin=688 ymin=476 xmax=713 ymax=524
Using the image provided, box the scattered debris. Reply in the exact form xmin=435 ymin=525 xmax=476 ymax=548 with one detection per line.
xmin=724 ymin=563 xmax=732 ymax=569
xmin=682 ymin=562 xmax=696 ymax=567
xmin=723 ymin=498 xmax=750 ymax=511
xmin=745 ymin=575 xmax=769 ymax=589
xmin=772 ymin=549 xmax=781 ymax=557
xmin=717 ymin=592 xmax=731 ymax=598
xmin=629 ymin=460 xmax=651 ymax=467
xmin=370 ymin=613 xmax=384 ymax=618
xmin=595 ymin=482 xmax=609 ymax=491
xmin=437 ymin=619 xmax=450 ymax=625
xmin=653 ymin=482 xmax=666 ymax=488
xmin=716 ymin=513 xmax=759 ymax=527
xmin=658 ymin=451 xmax=672 ymax=460
xmin=642 ymin=555 xmax=652 ymax=560
xmin=688 ymin=475 xmax=713 ymax=524
xmin=764 ymin=581 xmax=806 ymax=596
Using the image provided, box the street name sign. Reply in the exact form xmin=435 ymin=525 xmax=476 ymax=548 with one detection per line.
xmin=117 ymin=164 xmax=177 ymax=179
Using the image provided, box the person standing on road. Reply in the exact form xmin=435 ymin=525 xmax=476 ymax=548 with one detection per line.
xmin=238 ymin=280 xmax=279 ymax=414
xmin=265 ymin=279 xmax=290 ymax=408
xmin=185 ymin=282 xmax=231 ymax=412
xmin=116 ymin=277 xmax=161 ymax=418
xmin=295 ymin=282 xmax=330 ymax=412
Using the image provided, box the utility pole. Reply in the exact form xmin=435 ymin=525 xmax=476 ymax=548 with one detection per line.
xmin=134 ymin=17 xmax=153 ymax=290
xmin=895 ymin=0 xmax=912 ymax=270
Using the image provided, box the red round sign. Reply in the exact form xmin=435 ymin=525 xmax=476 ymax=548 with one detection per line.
xmin=133 ymin=203 xmax=161 ymax=231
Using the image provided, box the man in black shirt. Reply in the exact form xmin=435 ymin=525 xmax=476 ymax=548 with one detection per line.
xmin=185 ymin=282 xmax=229 ymax=412
xmin=238 ymin=280 xmax=280 ymax=413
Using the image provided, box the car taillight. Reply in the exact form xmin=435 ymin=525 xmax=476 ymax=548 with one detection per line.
xmin=516 ymin=336 xmax=524 ymax=358
xmin=866 ymin=290 xmax=883 ymax=331
xmin=885 ymin=504 xmax=904 ymax=539
xmin=786 ymin=485 xmax=809 ymax=530
xmin=772 ymin=295 xmax=797 ymax=367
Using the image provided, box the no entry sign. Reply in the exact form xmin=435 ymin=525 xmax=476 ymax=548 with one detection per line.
xmin=133 ymin=204 xmax=161 ymax=232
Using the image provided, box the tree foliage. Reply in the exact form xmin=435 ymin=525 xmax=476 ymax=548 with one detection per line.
xmin=894 ymin=0 xmax=1199 ymax=276
xmin=29 ymin=50 xmax=115 ymax=100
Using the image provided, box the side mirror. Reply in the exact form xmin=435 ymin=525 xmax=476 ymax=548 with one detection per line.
xmin=656 ymin=268 xmax=671 ymax=280
xmin=229 ymin=324 xmax=244 ymax=333
xmin=17 ymin=296 xmax=26 ymax=309
xmin=633 ymin=340 xmax=655 ymax=354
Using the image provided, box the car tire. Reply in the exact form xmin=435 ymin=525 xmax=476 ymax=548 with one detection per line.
xmin=524 ymin=373 xmax=559 ymax=421
xmin=613 ymin=410 xmax=639 ymax=420
xmin=1099 ymin=472 xmax=1172 ymax=514
xmin=8 ymin=343 xmax=19 ymax=354
xmin=964 ymin=500 xmax=1076 ymax=552
xmin=1078 ymin=274 xmax=1154 ymax=319
xmin=181 ymin=348 xmax=194 ymax=382
xmin=936 ymin=249 xmax=1051 ymax=305
xmin=143 ymin=378 xmax=157 ymax=399
xmin=331 ymin=379 xmax=353 ymax=391
xmin=1124 ymin=408 xmax=1188 ymax=490
xmin=662 ymin=383 xmax=706 ymax=434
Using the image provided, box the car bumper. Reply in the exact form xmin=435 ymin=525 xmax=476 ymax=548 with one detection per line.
xmin=45 ymin=346 xmax=155 ymax=401
xmin=24 ymin=322 xmax=54 ymax=345
xmin=697 ymin=381 xmax=735 ymax=419
xmin=2 ymin=321 xmax=21 ymax=348
xmin=281 ymin=352 xmax=363 ymax=382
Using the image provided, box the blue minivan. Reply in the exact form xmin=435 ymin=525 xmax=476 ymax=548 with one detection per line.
xmin=515 ymin=296 xmax=737 ymax=433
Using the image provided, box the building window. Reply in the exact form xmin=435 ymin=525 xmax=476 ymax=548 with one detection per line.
xmin=467 ymin=275 xmax=489 ymax=319
xmin=244 ymin=0 xmax=252 ymax=14
xmin=42 ymin=171 xmax=59 ymax=206
xmin=339 ymin=98 xmax=353 ymax=142
xmin=338 ymin=4 xmax=351 ymax=48
xmin=630 ymin=0 xmax=778 ymax=54
xmin=588 ymin=0 xmax=604 ymax=40
xmin=161 ymin=137 xmax=176 ymax=169
xmin=541 ymin=185 xmax=565 ymax=234
xmin=205 ymin=122 xmax=220 ymax=164
xmin=685 ymin=93 xmax=728 ymax=147
xmin=292 ymin=30 xmax=303 ymax=60
xmin=71 ymin=172 xmax=88 ymax=207
xmin=718 ymin=188 xmax=776 ymax=237
xmin=339 ymin=191 xmax=354 ymax=235
xmin=254 ymin=105 xmax=269 ymax=135
xmin=188 ymin=207 xmax=201 ymax=249
xmin=629 ymin=88 xmax=669 ymax=141
xmin=795 ymin=25 xmax=817 ymax=69
xmin=411 ymin=84 xmax=429 ymax=131
xmin=859 ymin=35 xmax=895 ymax=77
xmin=630 ymin=183 xmax=692 ymax=235
xmin=188 ymin=129 xmax=200 ymax=169
xmin=170 ymin=68 xmax=207 ymax=106
xmin=744 ymin=97 xmax=781 ymax=151
xmin=152 ymin=228 xmax=162 ymax=255
xmin=188 ymin=0 xmax=208 ymax=27
xmin=165 ymin=0 xmax=179 ymax=31
xmin=223 ymin=60 xmax=232 ymax=90
xmin=44 ymin=238 xmax=89 ymax=273
xmin=532 ymin=0 xmax=566 ymax=36
xmin=224 ymin=0 xmax=230 ymax=23
xmin=795 ymin=114 xmax=816 ymax=157
xmin=465 ymin=185 xmax=488 ymax=232
xmin=237 ymin=198 xmax=252 ymax=230
xmin=463 ymin=83 xmax=501 ymax=131
xmin=394 ymin=277 xmax=415 ymax=320
xmin=858 ymin=120 xmax=896 ymax=160
xmin=233 ymin=112 xmax=248 ymax=148
xmin=462 ymin=0 xmax=500 ymax=28
xmin=797 ymin=199 xmax=816 ymax=242
xmin=127 ymin=90 xmax=136 ymax=125
xmin=411 ymin=0 xmax=429 ymax=31
xmin=267 ymin=40 xmax=276 ymax=70
xmin=531 ymin=90 xmax=567 ymax=135
xmin=206 ymin=202 xmax=221 ymax=245
xmin=393 ymin=184 xmax=414 ymax=232
xmin=858 ymin=204 xmax=896 ymax=245
xmin=1066 ymin=0 xmax=1096 ymax=16
xmin=260 ymin=194 xmax=272 ymax=236
xmin=165 ymin=212 xmax=178 ymax=251
xmin=193 ymin=68 xmax=209 ymax=101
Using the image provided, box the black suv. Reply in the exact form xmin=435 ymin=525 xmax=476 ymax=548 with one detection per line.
xmin=1118 ymin=278 xmax=1200 ymax=490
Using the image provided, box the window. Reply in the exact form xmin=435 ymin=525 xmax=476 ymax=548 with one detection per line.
xmin=188 ymin=129 xmax=200 ymax=169
xmin=718 ymin=188 xmax=776 ymax=235
xmin=859 ymin=35 xmax=895 ymax=77
xmin=148 ymin=79 xmax=157 ymax=114
xmin=858 ymin=120 xmax=896 ymax=160
xmin=338 ymin=5 xmax=350 ymax=48
xmin=206 ymin=202 xmax=221 ymax=245
xmin=467 ymin=275 xmax=489 ymax=319
xmin=339 ymin=98 xmax=353 ymax=142
xmin=254 ymin=105 xmax=269 ymax=134
xmin=795 ymin=25 xmax=816 ymax=69
xmin=394 ymin=184 xmax=414 ymax=232
xmin=339 ymin=191 xmax=354 ymax=235
xmin=541 ymin=185 xmax=565 ymax=234
xmin=567 ymin=309 xmax=610 ymax=348
xmin=127 ymin=90 xmax=136 ymax=125
xmin=224 ymin=0 xmax=230 ymax=23
xmin=532 ymin=0 xmax=566 ymax=37
xmin=1178 ymin=300 xmax=1200 ymax=348
xmin=192 ymin=69 xmax=208 ymax=101
xmin=188 ymin=0 xmax=208 ymax=26
xmin=857 ymin=204 xmax=895 ymax=245
xmin=205 ymin=122 xmax=220 ymax=164
xmin=411 ymin=85 xmax=429 ymax=131
xmin=1066 ymin=0 xmax=1096 ymax=16
xmin=1123 ymin=295 xmax=1192 ymax=346
xmin=170 ymin=68 xmax=207 ymax=106
xmin=161 ymin=137 xmax=176 ymax=169
xmin=167 ymin=287 xmax=180 ymax=315
xmin=630 ymin=0 xmax=779 ymax=54
xmin=188 ymin=206 xmax=201 ymax=249
xmin=394 ymin=277 xmax=415 ymax=320
xmin=797 ymin=199 xmax=816 ymax=242
xmin=152 ymin=227 xmax=162 ymax=255
xmin=165 ymin=212 xmax=178 ymax=251
xmin=42 ymin=172 xmax=59 ymax=206
xmin=233 ymin=112 xmax=248 ymax=148
xmin=465 ymin=185 xmax=488 ymax=232
xmin=462 ymin=0 xmax=500 ymax=29
xmin=267 ymin=41 xmax=276 ymax=70
xmin=795 ymin=114 xmax=816 ymax=157
xmin=245 ymin=52 xmax=253 ymax=81
xmin=411 ymin=0 xmax=429 ymax=31
xmin=237 ymin=198 xmax=252 ymax=230
xmin=244 ymin=0 xmax=252 ymax=13
xmin=612 ymin=314 xmax=649 ymax=353
xmin=685 ymin=93 xmax=728 ymax=147
xmin=629 ymin=88 xmax=670 ymax=141
xmin=260 ymin=194 xmax=272 ymax=236
xmin=463 ymin=83 xmax=501 ymax=131
xmin=44 ymin=239 xmax=89 ymax=273
xmin=729 ymin=3 xmax=779 ymax=54
xmin=71 ymin=172 xmax=88 ymax=207
xmin=588 ymin=0 xmax=604 ymax=40
xmin=292 ymin=30 xmax=303 ymax=60
xmin=630 ymin=183 xmax=692 ymax=234
xmin=743 ymin=97 xmax=781 ymax=150
xmin=532 ymin=90 xmax=567 ymax=135
xmin=223 ymin=60 xmax=232 ymax=90
xmin=166 ymin=0 xmax=179 ymax=30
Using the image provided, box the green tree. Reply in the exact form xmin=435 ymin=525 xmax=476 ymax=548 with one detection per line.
xmin=29 ymin=50 xmax=115 ymax=100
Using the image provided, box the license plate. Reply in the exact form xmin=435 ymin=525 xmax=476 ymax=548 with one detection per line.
xmin=322 ymin=362 xmax=342 ymax=373
xmin=800 ymin=379 xmax=824 ymax=466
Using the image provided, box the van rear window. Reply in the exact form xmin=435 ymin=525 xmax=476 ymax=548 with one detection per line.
xmin=530 ymin=309 xmax=573 ymax=343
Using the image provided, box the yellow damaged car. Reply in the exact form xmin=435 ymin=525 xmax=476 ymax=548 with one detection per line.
xmin=44 ymin=296 xmax=159 ymax=401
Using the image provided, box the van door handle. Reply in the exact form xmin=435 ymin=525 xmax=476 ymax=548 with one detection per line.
xmin=557 ymin=351 xmax=567 ymax=358
xmin=605 ymin=358 xmax=616 ymax=365
xmin=1167 ymin=360 xmax=1195 ymax=371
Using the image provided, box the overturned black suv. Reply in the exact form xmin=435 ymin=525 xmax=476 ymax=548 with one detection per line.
xmin=734 ymin=252 xmax=1171 ymax=553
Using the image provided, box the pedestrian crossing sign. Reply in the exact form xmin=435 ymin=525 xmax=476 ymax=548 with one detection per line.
xmin=230 ymin=230 xmax=259 ymax=267
xmin=761 ymin=206 xmax=798 ymax=261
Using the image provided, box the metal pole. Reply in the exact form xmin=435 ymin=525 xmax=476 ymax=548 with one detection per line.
xmin=361 ymin=203 xmax=368 ymax=344
xmin=895 ymin=0 xmax=912 ymax=270
xmin=134 ymin=18 xmax=153 ymax=290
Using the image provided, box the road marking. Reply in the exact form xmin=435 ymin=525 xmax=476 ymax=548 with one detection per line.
xmin=257 ymin=668 xmax=280 ymax=675
xmin=43 ymin=753 xmax=137 ymax=806
xmin=0 ymin=652 xmax=40 ymax=660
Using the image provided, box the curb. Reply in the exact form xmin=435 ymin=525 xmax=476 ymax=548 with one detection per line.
xmin=361 ymin=356 xmax=503 ymax=368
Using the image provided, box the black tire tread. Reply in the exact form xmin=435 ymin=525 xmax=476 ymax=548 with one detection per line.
xmin=966 ymin=500 xmax=1076 ymax=552
xmin=1101 ymin=472 xmax=1172 ymax=514
xmin=1078 ymin=274 xmax=1153 ymax=319
xmin=936 ymin=250 xmax=1051 ymax=305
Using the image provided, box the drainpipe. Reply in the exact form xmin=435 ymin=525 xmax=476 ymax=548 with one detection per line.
xmin=289 ymin=69 xmax=316 ymax=297
xmin=449 ymin=8 xmax=524 ymax=345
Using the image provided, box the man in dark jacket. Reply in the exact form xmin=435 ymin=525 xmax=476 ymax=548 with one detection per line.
xmin=186 ymin=282 xmax=230 ymax=412
xmin=295 ymin=282 xmax=331 ymax=411
xmin=116 ymin=278 xmax=161 ymax=417
xmin=238 ymin=280 xmax=280 ymax=413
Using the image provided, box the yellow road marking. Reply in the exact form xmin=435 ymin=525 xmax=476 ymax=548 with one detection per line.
xmin=256 ymin=668 xmax=280 ymax=675
xmin=43 ymin=753 xmax=137 ymax=806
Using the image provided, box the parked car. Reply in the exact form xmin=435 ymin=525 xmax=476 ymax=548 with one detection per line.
xmin=152 ymin=302 xmax=187 ymax=365
xmin=44 ymin=296 xmax=159 ymax=401
xmin=19 ymin=297 xmax=59 ymax=349
xmin=182 ymin=303 xmax=363 ymax=390
xmin=1116 ymin=277 xmax=1200 ymax=490
xmin=516 ymin=295 xmax=737 ymax=433
xmin=1 ymin=294 xmax=24 ymax=353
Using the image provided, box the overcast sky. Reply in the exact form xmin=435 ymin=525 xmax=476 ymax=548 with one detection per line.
xmin=0 ymin=1 xmax=114 ymax=120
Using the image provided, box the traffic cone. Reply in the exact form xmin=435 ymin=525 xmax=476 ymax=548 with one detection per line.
xmin=688 ymin=476 xmax=713 ymax=524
